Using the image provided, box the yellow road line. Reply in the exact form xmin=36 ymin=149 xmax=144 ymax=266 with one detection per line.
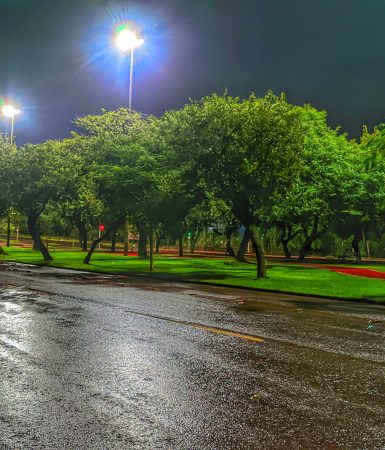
xmin=72 ymin=298 xmax=265 ymax=344
xmin=191 ymin=324 xmax=265 ymax=343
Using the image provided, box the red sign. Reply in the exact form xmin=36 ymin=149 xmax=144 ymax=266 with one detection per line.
xmin=99 ymin=224 xmax=105 ymax=232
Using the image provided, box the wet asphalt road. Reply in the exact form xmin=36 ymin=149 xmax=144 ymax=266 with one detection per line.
xmin=0 ymin=262 xmax=384 ymax=449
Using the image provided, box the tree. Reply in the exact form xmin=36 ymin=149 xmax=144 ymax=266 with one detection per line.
xmin=152 ymin=169 xmax=203 ymax=256
xmin=60 ymin=181 xmax=103 ymax=251
xmin=10 ymin=140 xmax=81 ymax=261
xmin=351 ymin=127 xmax=385 ymax=260
xmin=74 ymin=108 xmax=159 ymax=260
xmin=268 ymin=105 xmax=361 ymax=261
xmin=81 ymin=137 xmax=161 ymax=266
xmin=161 ymin=92 xmax=309 ymax=278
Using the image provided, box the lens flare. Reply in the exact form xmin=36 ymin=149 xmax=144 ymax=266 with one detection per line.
xmin=115 ymin=28 xmax=144 ymax=52
xmin=2 ymin=104 xmax=21 ymax=118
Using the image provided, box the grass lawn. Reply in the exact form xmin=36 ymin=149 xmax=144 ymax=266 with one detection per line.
xmin=1 ymin=247 xmax=385 ymax=303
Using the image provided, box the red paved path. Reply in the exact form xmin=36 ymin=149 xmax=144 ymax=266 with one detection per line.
xmin=324 ymin=266 xmax=385 ymax=279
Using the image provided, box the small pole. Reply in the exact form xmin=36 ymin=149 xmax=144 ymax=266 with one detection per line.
xmin=149 ymin=227 xmax=154 ymax=271
xmin=129 ymin=47 xmax=134 ymax=110
xmin=10 ymin=115 xmax=14 ymax=145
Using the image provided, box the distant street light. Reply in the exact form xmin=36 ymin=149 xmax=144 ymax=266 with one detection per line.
xmin=2 ymin=104 xmax=21 ymax=247
xmin=115 ymin=27 xmax=144 ymax=110
xmin=2 ymin=104 xmax=21 ymax=145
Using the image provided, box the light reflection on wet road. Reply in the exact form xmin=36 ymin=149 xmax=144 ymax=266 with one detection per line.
xmin=0 ymin=262 xmax=384 ymax=449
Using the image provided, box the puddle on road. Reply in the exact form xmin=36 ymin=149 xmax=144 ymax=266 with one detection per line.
xmin=232 ymin=302 xmax=264 ymax=313
xmin=0 ymin=262 xmax=38 ymax=269
xmin=230 ymin=297 xmax=301 ymax=315
xmin=0 ymin=283 xmax=56 ymax=314
xmin=71 ymin=273 xmax=198 ymax=294
xmin=288 ymin=300 xmax=330 ymax=311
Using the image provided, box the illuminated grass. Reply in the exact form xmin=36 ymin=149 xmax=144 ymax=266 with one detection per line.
xmin=1 ymin=247 xmax=385 ymax=302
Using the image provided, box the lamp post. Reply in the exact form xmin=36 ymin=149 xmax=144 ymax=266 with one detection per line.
xmin=2 ymin=104 xmax=21 ymax=145
xmin=2 ymin=104 xmax=21 ymax=247
xmin=115 ymin=28 xmax=144 ymax=110
xmin=115 ymin=27 xmax=144 ymax=255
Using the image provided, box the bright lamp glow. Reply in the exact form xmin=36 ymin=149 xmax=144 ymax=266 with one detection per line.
xmin=2 ymin=104 xmax=21 ymax=118
xmin=115 ymin=29 xmax=144 ymax=52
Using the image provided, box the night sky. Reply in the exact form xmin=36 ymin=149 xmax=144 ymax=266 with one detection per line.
xmin=1 ymin=0 xmax=385 ymax=144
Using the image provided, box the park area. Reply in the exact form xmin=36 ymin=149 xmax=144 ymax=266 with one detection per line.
xmin=2 ymin=3 xmax=385 ymax=449
xmin=3 ymin=94 xmax=385 ymax=287
xmin=2 ymin=246 xmax=385 ymax=303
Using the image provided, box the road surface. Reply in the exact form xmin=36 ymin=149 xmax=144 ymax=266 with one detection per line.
xmin=0 ymin=262 xmax=384 ymax=449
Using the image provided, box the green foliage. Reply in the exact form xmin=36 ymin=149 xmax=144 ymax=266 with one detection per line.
xmin=74 ymin=107 xmax=154 ymax=142
xmin=9 ymin=141 xmax=79 ymax=215
xmin=162 ymin=92 xmax=306 ymax=223
xmin=361 ymin=124 xmax=385 ymax=169
xmin=4 ymin=91 xmax=385 ymax=269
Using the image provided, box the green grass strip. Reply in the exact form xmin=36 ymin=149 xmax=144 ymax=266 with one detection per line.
xmin=1 ymin=247 xmax=385 ymax=303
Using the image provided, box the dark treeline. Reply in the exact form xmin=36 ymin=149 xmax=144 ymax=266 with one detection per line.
xmin=1 ymin=92 xmax=385 ymax=278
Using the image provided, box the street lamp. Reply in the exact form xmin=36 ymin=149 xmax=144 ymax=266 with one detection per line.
xmin=115 ymin=26 xmax=144 ymax=256
xmin=2 ymin=104 xmax=21 ymax=145
xmin=115 ymin=27 xmax=144 ymax=110
xmin=2 ymin=104 xmax=21 ymax=247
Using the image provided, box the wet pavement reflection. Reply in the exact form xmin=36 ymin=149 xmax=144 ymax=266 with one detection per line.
xmin=0 ymin=262 xmax=384 ymax=449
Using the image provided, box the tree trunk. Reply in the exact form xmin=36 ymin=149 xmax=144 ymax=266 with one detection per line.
xmin=225 ymin=226 xmax=236 ymax=257
xmin=361 ymin=223 xmax=370 ymax=259
xmin=138 ymin=223 xmax=148 ymax=259
xmin=236 ymin=227 xmax=250 ymax=261
xmin=27 ymin=212 xmax=52 ymax=261
xmin=6 ymin=212 xmax=11 ymax=247
xmin=226 ymin=240 xmax=235 ymax=257
xmin=278 ymin=223 xmax=302 ymax=259
xmin=110 ymin=221 xmax=120 ymax=253
xmin=81 ymin=230 xmax=88 ymax=251
xmin=352 ymin=235 xmax=362 ymax=264
xmin=75 ymin=220 xmax=88 ymax=251
xmin=298 ymin=217 xmax=322 ymax=262
xmin=79 ymin=228 xmax=88 ymax=251
xmin=190 ymin=229 xmax=202 ymax=254
xmin=250 ymin=228 xmax=267 ymax=278
xmin=84 ymin=235 xmax=104 ymax=265
xmin=111 ymin=218 xmax=124 ymax=253
xmin=281 ymin=239 xmax=291 ymax=259
xmin=149 ymin=227 xmax=154 ymax=271
xmin=155 ymin=239 xmax=160 ymax=254
xmin=155 ymin=230 xmax=162 ymax=255
xmin=298 ymin=239 xmax=312 ymax=262
xmin=111 ymin=232 xmax=117 ymax=252
xmin=124 ymin=218 xmax=129 ymax=256
xmin=178 ymin=235 xmax=184 ymax=256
